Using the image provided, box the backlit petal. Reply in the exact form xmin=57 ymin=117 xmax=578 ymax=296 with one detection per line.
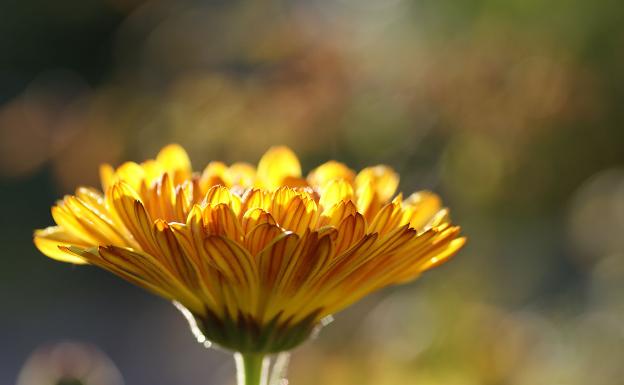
xmin=308 ymin=160 xmax=355 ymax=187
xmin=33 ymin=226 xmax=90 ymax=264
xmin=257 ymin=146 xmax=302 ymax=190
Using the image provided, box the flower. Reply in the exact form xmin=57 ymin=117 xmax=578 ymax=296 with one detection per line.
xmin=34 ymin=144 xmax=465 ymax=354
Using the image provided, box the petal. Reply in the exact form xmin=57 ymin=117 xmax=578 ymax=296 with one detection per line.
xmin=140 ymin=173 xmax=174 ymax=222
xmin=156 ymin=143 xmax=192 ymax=183
xmin=255 ymin=232 xmax=300 ymax=320
xmin=334 ymin=213 xmax=367 ymax=255
xmin=355 ymin=180 xmax=375 ymax=216
xmin=114 ymin=162 xmax=145 ymax=191
xmin=203 ymin=185 xmax=242 ymax=214
xmin=153 ymin=220 xmax=202 ymax=288
xmin=307 ymin=160 xmax=356 ymax=187
xmin=99 ymin=164 xmax=115 ymax=191
xmin=108 ymin=182 xmax=158 ymax=255
xmin=200 ymin=161 xmax=229 ymax=190
xmin=241 ymin=208 xmax=277 ymax=235
xmin=203 ymin=203 xmax=244 ymax=242
xmin=257 ymin=146 xmax=302 ymax=190
xmin=75 ymin=187 xmax=107 ymax=213
xmin=368 ymin=201 xmax=404 ymax=236
xmin=256 ymin=232 xmax=299 ymax=287
xmin=51 ymin=202 xmax=99 ymax=245
xmin=63 ymin=196 xmax=129 ymax=245
xmin=277 ymin=231 xmax=334 ymax=294
xmin=401 ymin=191 xmax=443 ymax=231
xmin=96 ymin=245 xmax=205 ymax=315
xmin=241 ymin=188 xmax=271 ymax=213
xmin=270 ymin=188 xmax=318 ymax=235
xmin=202 ymin=236 xmax=258 ymax=315
xmin=244 ymin=222 xmax=285 ymax=256
xmin=319 ymin=200 xmax=358 ymax=227
xmin=33 ymin=226 xmax=89 ymax=264
xmin=140 ymin=160 xmax=165 ymax=186
xmin=393 ymin=236 xmax=466 ymax=283
xmin=228 ymin=162 xmax=256 ymax=188
xmin=355 ymin=165 xmax=399 ymax=203
xmin=281 ymin=176 xmax=310 ymax=189
xmin=319 ymin=179 xmax=354 ymax=212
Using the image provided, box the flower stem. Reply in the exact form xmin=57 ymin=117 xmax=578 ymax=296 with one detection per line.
xmin=235 ymin=353 xmax=268 ymax=385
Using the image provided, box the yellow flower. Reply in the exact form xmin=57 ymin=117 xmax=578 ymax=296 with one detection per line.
xmin=34 ymin=144 xmax=465 ymax=354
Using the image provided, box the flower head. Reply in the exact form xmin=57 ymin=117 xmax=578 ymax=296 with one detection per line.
xmin=34 ymin=144 xmax=465 ymax=353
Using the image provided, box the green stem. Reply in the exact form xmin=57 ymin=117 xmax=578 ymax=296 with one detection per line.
xmin=235 ymin=353 xmax=268 ymax=385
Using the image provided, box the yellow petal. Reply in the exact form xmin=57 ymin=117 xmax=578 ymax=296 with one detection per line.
xmin=401 ymin=191 xmax=442 ymax=230
xmin=257 ymin=146 xmax=301 ymax=190
xmin=355 ymin=180 xmax=375 ymax=217
xmin=63 ymin=195 xmax=128 ymax=245
xmin=392 ymin=234 xmax=466 ymax=284
xmin=320 ymin=200 xmax=358 ymax=227
xmin=368 ymin=201 xmax=404 ymax=236
xmin=241 ymin=188 xmax=271 ymax=213
xmin=141 ymin=160 xmax=165 ymax=186
xmin=97 ymin=245 xmax=205 ymax=315
xmin=200 ymin=161 xmax=229 ymax=190
xmin=334 ymin=213 xmax=367 ymax=254
xmin=109 ymin=182 xmax=158 ymax=255
xmin=281 ymin=176 xmax=310 ymax=189
xmin=307 ymin=160 xmax=355 ymax=187
xmin=202 ymin=236 xmax=258 ymax=305
xmin=204 ymin=185 xmax=233 ymax=206
xmin=51 ymin=203 xmax=99 ymax=245
xmin=319 ymin=179 xmax=354 ymax=212
xmin=227 ymin=162 xmax=256 ymax=188
xmin=420 ymin=237 xmax=466 ymax=271
xmin=244 ymin=222 xmax=285 ymax=256
xmin=277 ymin=232 xmax=333 ymax=296
xmin=270 ymin=188 xmax=318 ymax=235
xmin=256 ymin=232 xmax=300 ymax=319
xmin=33 ymin=226 xmax=89 ymax=264
xmin=355 ymin=165 xmax=399 ymax=203
xmin=203 ymin=203 xmax=244 ymax=241
xmin=99 ymin=164 xmax=115 ymax=191
xmin=114 ymin=161 xmax=145 ymax=191
xmin=156 ymin=144 xmax=192 ymax=176
xmin=241 ymin=208 xmax=277 ymax=234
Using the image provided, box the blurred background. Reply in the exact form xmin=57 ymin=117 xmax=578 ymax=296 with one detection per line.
xmin=1 ymin=0 xmax=624 ymax=384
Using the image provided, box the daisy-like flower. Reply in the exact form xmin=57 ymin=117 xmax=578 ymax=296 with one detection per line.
xmin=34 ymin=144 xmax=465 ymax=385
